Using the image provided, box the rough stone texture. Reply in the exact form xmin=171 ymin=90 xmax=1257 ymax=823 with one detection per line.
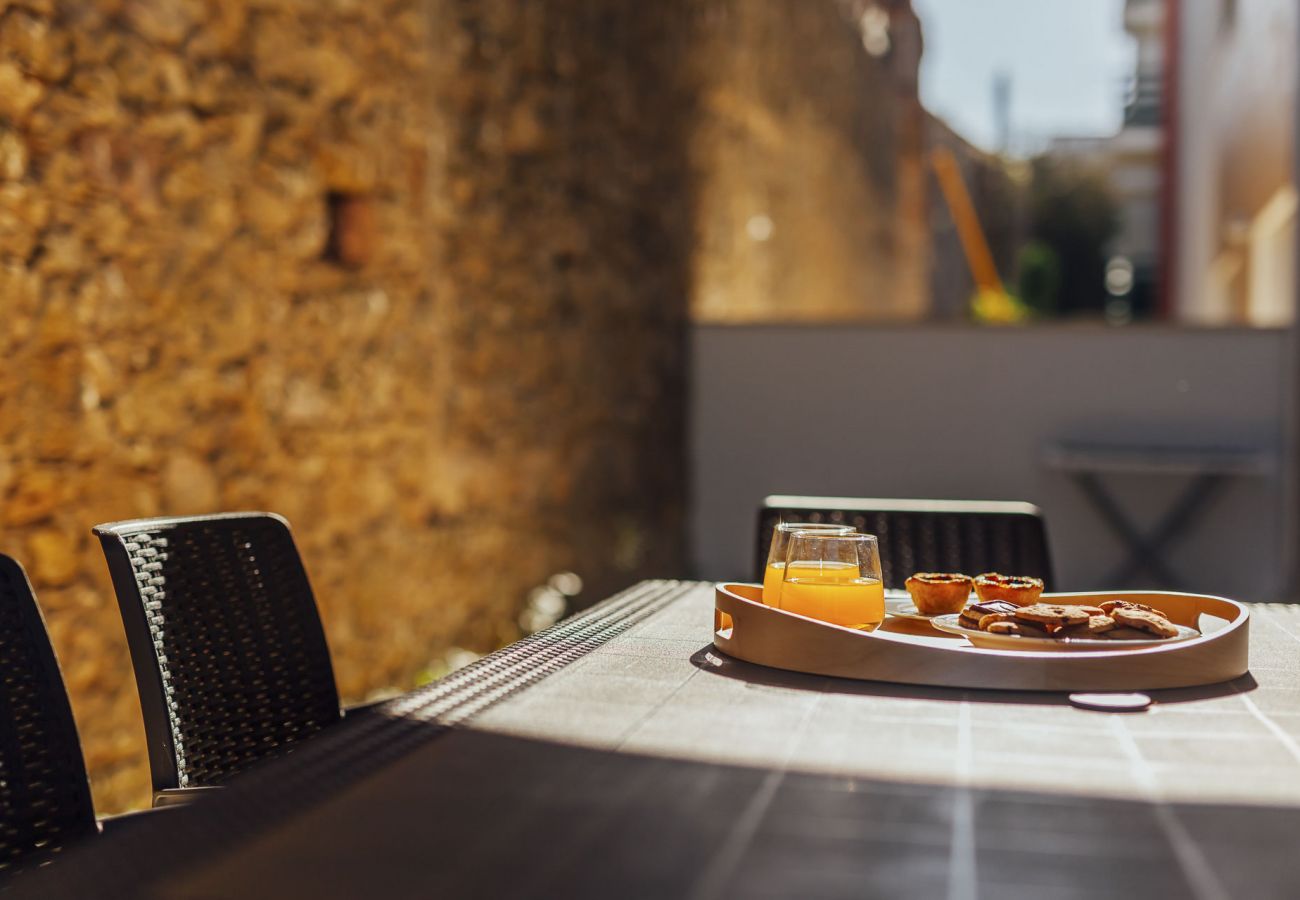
xmin=0 ymin=0 xmax=693 ymax=813
xmin=690 ymin=0 xmax=929 ymax=322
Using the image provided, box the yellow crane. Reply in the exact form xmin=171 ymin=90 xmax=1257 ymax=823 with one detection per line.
xmin=930 ymin=145 xmax=1025 ymax=322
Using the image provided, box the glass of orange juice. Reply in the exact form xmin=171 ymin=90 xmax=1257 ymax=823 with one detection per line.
xmin=763 ymin=522 xmax=854 ymax=606
xmin=779 ymin=532 xmax=885 ymax=630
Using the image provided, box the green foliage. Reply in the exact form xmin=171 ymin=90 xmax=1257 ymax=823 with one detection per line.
xmin=1017 ymin=240 xmax=1062 ymax=317
xmin=1024 ymin=157 xmax=1120 ymax=317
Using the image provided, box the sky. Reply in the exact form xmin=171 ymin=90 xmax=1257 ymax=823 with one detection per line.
xmin=912 ymin=0 xmax=1138 ymax=155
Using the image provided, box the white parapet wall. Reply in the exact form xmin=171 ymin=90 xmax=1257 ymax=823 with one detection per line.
xmin=690 ymin=323 xmax=1291 ymax=602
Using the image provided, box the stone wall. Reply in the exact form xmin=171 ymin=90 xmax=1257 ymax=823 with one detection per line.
xmin=0 ymin=0 xmax=694 ymax=813
xmin=690 ymin=0 xmax=929 ymax=323
xmin=427 ymin=0 xmax=695 ymax=617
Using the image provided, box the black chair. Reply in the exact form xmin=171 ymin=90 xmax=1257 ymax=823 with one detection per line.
xmin=757 ymin=495 xmax=1056 ymax=590
xmin=94 ymin=513 xmax=342 ymax=806
xmin=0 ymin=554 xmax=97 ymax=878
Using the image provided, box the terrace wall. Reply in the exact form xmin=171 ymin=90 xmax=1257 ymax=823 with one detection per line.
xmin=0 ymin=0 xmax=693 ymax=811
xmin=692 ymin=323 xmax=1289 ymax=602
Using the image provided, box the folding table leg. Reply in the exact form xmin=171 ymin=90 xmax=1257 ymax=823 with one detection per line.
xmin=1071 ymin=472 xmax=1225 ymax=589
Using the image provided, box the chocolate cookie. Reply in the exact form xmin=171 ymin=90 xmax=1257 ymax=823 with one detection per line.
xmin=960 ymin=600 xmax=1019 ymax=628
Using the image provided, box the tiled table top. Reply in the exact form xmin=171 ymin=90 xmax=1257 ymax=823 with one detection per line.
xmin=470 ymin=583 xmax=1300 ymax=806
xmin=24 ymin=581 xmax=1300 ymax=900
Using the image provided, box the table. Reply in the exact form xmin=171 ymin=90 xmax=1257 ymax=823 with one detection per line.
xmin=20 ymin=581 xmax=1300 ymax=899
xmin=1042 ymin=441 xmax=1275 ymax=589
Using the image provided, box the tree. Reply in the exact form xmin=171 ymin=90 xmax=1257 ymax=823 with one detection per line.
xmin=1017 ymin=240 xmax=1062 ymax=318
xmin=1024 ymin=157 xmax=1120 ymax=317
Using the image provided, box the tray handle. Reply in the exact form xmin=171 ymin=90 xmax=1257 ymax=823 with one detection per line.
xmin=714 ymin=583 xmax=767 ymax=652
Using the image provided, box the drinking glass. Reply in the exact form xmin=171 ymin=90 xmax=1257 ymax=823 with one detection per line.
xmin=762 ymin=522 xmax=854 ymax=606
xmin=779 ymin=532 xmax=885 ymax=630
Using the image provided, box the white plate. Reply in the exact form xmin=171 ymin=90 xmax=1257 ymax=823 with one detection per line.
xmin=929 ymin=614 xmax=1201 ymax=652
xmin=884 ymin=594 xmax=971 ymax=621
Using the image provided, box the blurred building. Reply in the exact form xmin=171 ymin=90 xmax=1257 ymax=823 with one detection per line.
xmin=1172 ymin=0 xmax=1297 ymax=325
xmin=1046 ymin=0 xmax=1163 ymax=318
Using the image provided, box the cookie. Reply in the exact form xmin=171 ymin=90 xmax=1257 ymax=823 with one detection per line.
xmin=959 ymin=600 xmax=1019 ymax=627
xmin=1099 ymin=600 xmax=1167 ymax=619
xmin=1078 ymin=606 xmax=1105 ymax=617
xmin=1104 ymin=626 xmax=1154 ymax=641
xmin=986 ymin=620 xmax=1030 ymax=636
xmin=1014 ymin=603 xmax=1091 ymax=628
xmin=978 ymin=612 xmax=1017 ymax=631
xmin=1112 ymin=607 xmax=1179 ymax=638
xmin=1009 ymin=618 xmax=1053 ymax=636
xmin=1056 ymin=615 xmax=1116 ymax=638
xmin=1086 ymin=614 xmax=1116 ymax=635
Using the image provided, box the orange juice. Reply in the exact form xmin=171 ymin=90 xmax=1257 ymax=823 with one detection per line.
xmin=763 ymin=560 xmax=859 ymax=606
xmin=762 ymin=563 xmax=785 ymax=605
xmin=779 ymin=574 xmax=886 ymax=630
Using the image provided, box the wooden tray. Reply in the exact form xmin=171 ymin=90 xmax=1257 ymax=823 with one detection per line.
xmin=713 ymin=583 xmax=1250 ymax=691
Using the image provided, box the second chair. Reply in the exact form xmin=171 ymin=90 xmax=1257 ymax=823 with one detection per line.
xmin=95 ymin=513 xmax=342 ymax=805
xmin=757 ymin=495 xmax=1055 ymax=590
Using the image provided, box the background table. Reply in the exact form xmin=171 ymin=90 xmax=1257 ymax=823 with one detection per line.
xmin=1041 ymin=441 xmax=1276 ymax=588
xmin=21 ymin=581 xmax=1300 ymax=899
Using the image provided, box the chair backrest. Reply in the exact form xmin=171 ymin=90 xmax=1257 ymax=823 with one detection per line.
xmin=94 ymin=513 xmax=340 ymax=795
xmin=757 ymin=496 xmax=1056 ymax=591
xmin=0 ymin=554 xmax=96 ymax=877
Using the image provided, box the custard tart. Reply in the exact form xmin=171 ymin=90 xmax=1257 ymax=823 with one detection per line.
xmin=905 ymin=572 xmax=974 ymax=616
xmin=973 ymin=573 xmax=1044 ymax=606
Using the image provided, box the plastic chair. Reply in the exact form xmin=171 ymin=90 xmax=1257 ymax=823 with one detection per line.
xmin=94 ymin=513 xmax=341 ymax=805
xmin=756 ymin=496 xmax=1055 ymax=590
xmin=0 ymin=554 xmax=97 ymax=877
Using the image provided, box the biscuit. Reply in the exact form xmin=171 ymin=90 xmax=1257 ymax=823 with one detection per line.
xmin=1014 ymin=603 xmax=1091 ymax=628
xmin=1112 ymin=607 xmax=1179 ymax=638
xmin=1099 ymin=600 xmax=1167 ymax=619
xmin=978 ymin=612 xmax=1017 ymax=631
xmin=1086 ymin=614 xmax=1116 ymax=635
xmin=1056 ymin=615 xmax=1116 ymax=638
xmin=1009 ymin=618 xmax=1052 ymax=636
xmin=959 ymin=600 xmax=1019 ymax=627
xmin=985 ymin=620 xmax=1029 ymax=636
xmin=1104 ymin=626 xmax=1153 ymax=641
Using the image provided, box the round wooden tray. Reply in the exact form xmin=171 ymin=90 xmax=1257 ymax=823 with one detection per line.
xmin=713 ymin=583 xmax=1250 ymax=691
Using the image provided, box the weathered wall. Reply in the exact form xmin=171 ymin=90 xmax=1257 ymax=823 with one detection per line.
xmin=427 ymin=1 xmax=695 ymax=615
xmin=0 ymin=0 xmax=693 ymax=812
xmin=690 ymin=0 xmax=929 ymax=323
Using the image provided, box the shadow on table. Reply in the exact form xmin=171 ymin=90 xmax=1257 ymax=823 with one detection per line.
xmin=689 ymin=645 xmax=1257 ymax=708
xmin=25 ymin=726 xmax=1300 ymax=900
